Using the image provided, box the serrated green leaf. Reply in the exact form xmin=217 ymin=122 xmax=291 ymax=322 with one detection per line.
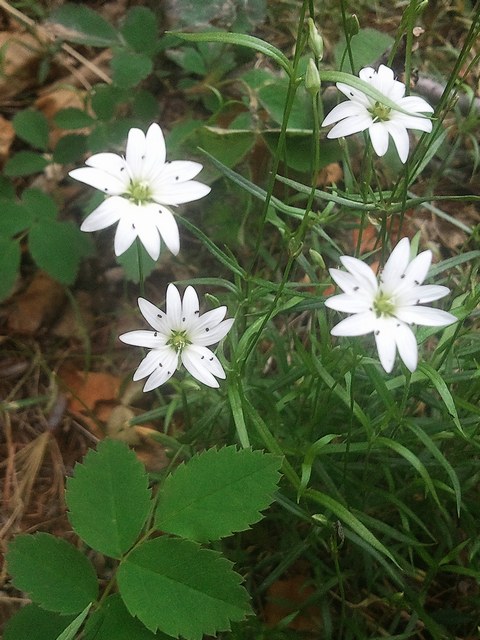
xmin=23 ymin=188 xmax=58 ymax=220
xmin=6 ymin=533 xmax=98 ymax=614
xmin=4 ymin=151 xmax=49 ymax=177
xmin=117 ymin=537 xmax=251 ymax=639
xmin=84 ymin=594 xmax=170 ymax=640
xmin=0 ymin=238 xmax=20 ymax=301
xmin=3 ymin=604 xmax=76 ymax=640
xmin=55 ymin=604 xmax=91 ymax=640
xmin=13 ymin=109 xmax=49 ymax=150
xmin=155 ymin=446 xmax=281 ymax=542
xmin=111 ymin=50 xmax=153 ymax=88
xmin=66 ymin=439 xmax=152 ymax=558
xmin=29 ymin=220 xmax=92 ymax=285
xmin=54 ymin=108 xmax=96 ymax=129
xmin=53 ymin=133 xmax=88 ymax=164
xmin=121 ymin=7 xmax=157 ymax=56
xmin=47 ymin=4 xmax=120 ymax=47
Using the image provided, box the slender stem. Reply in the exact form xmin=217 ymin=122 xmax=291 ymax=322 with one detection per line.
xmin=136 ymin=238 xmax=145 ymax=298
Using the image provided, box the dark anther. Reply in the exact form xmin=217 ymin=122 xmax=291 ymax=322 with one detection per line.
xmin=354 ymin=286 xmax=359 ymax=291
xmin=154 ymin=331 xmax=158 ymax=337
xmin=375 ymin=330 xmax=380 ymax=335
xmin=182 ymin=317 xmax=185 ymax=322
xmin=205 ymin=327 xmax=210 ymax=332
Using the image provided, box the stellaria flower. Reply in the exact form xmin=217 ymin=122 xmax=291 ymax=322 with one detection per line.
xmin=119 ymin=284 xmax=234 ymax=390
xmin=324 ymin=238 xmax=457 ymax=373
xmin=322 ymin=65 xmax=434 ymax=163
xmin=69 ymin=123 xmax=210 ymax=260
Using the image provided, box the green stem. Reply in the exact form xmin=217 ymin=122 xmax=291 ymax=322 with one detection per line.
xmin=136 ymin=238 xmax=145 ymax=298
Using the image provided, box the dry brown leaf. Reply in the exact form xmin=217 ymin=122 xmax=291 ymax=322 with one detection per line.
xmin=0 ymin=115 xmax=15 ymax=165
xmin=7 ymin=271 xmax=65 ymax=335
xmin=0 ymin=31 xmax=45 ymax=102
xmin=264 ymin=575 xmax=321 ymax=632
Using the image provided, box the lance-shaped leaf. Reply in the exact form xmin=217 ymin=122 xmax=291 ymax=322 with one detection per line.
xmin=6 ymin=533 xmax=98 ymax=614
xmin=117 ymin=537 xmax=251 ymax=639
xmin=155 ymin=446 xmax=282 ymax=542
xmin=66 ymin=439 xmax=152 ymax=558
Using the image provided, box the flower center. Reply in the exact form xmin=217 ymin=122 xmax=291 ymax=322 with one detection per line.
xmin=126 ymin=180 xmax=153 ymax=205
xmin=369 ymin=101 xmax=391 ymax=122
xmin=373 ymin=290 xmax=396 ymax=318
xmin=168 ymin=330 xmax=191 ymax=353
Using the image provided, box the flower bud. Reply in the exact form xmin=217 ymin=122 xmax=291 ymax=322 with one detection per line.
xmin=305 ymin=58 xmax=321 ymax=95
xmin=345 ymin=14 xmax=360 ymax=36
xmin=308 ymin=18 xmax=324 ymax=60
xmin=309 ymin=248 xmax=326 ymax=269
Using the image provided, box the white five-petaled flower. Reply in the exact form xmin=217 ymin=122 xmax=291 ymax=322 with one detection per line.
xmin=119 ymin=284 xmax=234 ymax=391
xmin=69 ymin=123 xmax=210 ymax=260
xmin=324 ymin=237 xmax=457 ymax=373
xmin=322 ymin=65 xmax=434 ymax=163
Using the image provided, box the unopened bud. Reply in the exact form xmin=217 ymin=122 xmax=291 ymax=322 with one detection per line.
xmin=346 ymin=14 xmax=360 ymax=36
xmin=309 ymin=248 xmax=326 ymax=269
xmin=308 ymin=18 xmax=324 ymax=60
xmin=305 ymin=58 xmax=321 ymax=95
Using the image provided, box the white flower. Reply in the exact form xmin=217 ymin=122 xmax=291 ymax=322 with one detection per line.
xmin=322 ymin=65 xmax=434 ymax=163
xmin=324 ymin=238 xmax=457 ymax=373
xmin=69 ymin=123 xmax=210 ymax=260
xmin=119 ymin=284 xmax=234 ymax=390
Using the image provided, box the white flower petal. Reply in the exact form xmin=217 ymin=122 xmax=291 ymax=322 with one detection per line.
xmin=143 ymin=123 xmax=167 ymax=177
xmin=192 ymin=318 xmax=234 ymax=346
xmin=330 ymin=311 xmax=377 ymax=336
xmin=181 ymin=286 xmax=200 ymax=326
xmin=384 ymin=120 xmax=410 ymax=163
xmin=138 ymin=297 xmax=170 ymax=333
xmin=398 ymin=284 xmax=450 ymax=305
xmin=181 ymin=347 xmax=221 ymax=387
xmin=142 ymin=349 xmax=178 ymax=391
xmin=85 ymin=152 xmax=128 ymax=181
xmin=152 ymin=161 xmax=204 ymax=185
xmin=322 ymin=101 xmax=364 ymax=127
xmin=131 ymin=349 xmax=166 ymax=380
xmin=166 ymin=284 xmax=182 ymax=329
xmin=399 ymin=95 xmax=434 ymax=114
xmin=395 ymin=306 xmax=457 ymax=326
xmin=324 ymin=293 xmax=371 ymax=313
xmin=328 ymin=268 xmax=370 ymax=297
xmin=134 ymin=214 xmax=162 ymax=261
xmin=152 ymin=204 xmax=180 ymax=256
xmin=401 ymin=249 xmax=432 ymax=288
xmin=340 ymin=256 xmax=378 ymax=293
xmin=395 ymin=323 xmax=418 ymax=372
xmin=69 ymin=167 xmax=126 ymax=195
xmin=188 ymin=307 xmax=227 ymax=340
xmin=118 ymin=330 xmax=166 ymax=349
xmin=80 ymin=196 xmax=124 ymax=232
xmin=380 ymin=237 xmax=411 ymax=290
xmin=368 ymin=122 xmax=390 ymax=157
xmin=374 ymin=318 xmax=398 ymax=373
xmin=152 ymin=180 xmax=211 ymax=206
xmin=327 ymin=113 xmax=373 ymax=139
xmin=125 ymin=127 xmax=146 ymax=177
xmin=336 ymin=83 xmax=370 ymax=107
xmin=185 ymin=345 xmax=226 ymax=379
xmin=114 ymin=210 xmax=139 ymax=256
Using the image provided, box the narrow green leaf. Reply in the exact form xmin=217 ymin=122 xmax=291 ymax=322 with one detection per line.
xmin=111 ymin=50 xmax=153 ymax=88
xmin=375 ymin=437 xmax=443 ymax=512
xmin=4 ymin=152 xmax=49 ymax=177
xmin=117 ymin=537 xmax=252 ymax=639
xmin=29 ymin=220 xmax=92 ymax=285
xmin=66 ymin=439 xmax=152 ymax=558
xmin=170 ymin=31 xmax=292 ymax=75
xmin=155 ymin=447 xmax=281 ymax=541
xmin=0 ymin=238 xmax=20 ymax=301
xmin=13 ymin=109 xmax=49 ymax=150
xmin=55 ymin=604 xmax=91 ymax=640
xmin=83 ymin=594 xmax=170 ymax=640
xmin=406 ymin=421 xmax=461 ymax=517
xmin=3 ymin=604 xmax=75 ymax=640
xmin=306 ymin=489 xmax=401 ymax=568
xmin=417 ymin=363 xmax=464 ymax=435
xmin=47 ymin=4 xmax=120 ymax=47
xmin=6 ymin=533 xmax=98 ymax=614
